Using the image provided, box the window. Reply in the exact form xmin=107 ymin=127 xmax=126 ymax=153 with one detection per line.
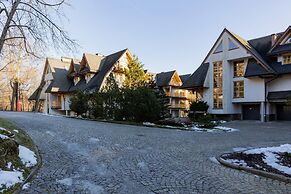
xmin=214 ymin=41 xmax=223 ymax=53
xmin=213 ymin=61 xmax=223 ymax=109
xmin=284 ymin=37 xmax=291 ymax=44
xmin=283 ymin=54 xmax=291 ymax=65
xmin=229 ymin=38 xmax=239 ymax=50
xmin=233 ymin=61 xmax=244 ymax=77
xmin=233 ymin=81 xmax=244 ymax=98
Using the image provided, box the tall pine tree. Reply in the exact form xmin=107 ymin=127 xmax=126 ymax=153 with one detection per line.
xmin=123 ymin=55 xmax=146 ymax=89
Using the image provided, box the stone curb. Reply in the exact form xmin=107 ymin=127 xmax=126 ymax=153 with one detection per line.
xmin=216 ymin=154 xmax=291 ymax=184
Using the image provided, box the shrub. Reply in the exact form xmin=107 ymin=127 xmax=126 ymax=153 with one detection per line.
xmin=189 ymin=101 xmax=209 ymax=121
xmin=196 ymin=114 xmax=217 ymax=128
xmin=69 ymin=91 xmax=89 ymax=116
xmin=89 ymin=92 xmax=105 ymax=119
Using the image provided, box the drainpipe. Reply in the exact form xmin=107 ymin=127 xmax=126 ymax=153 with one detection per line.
xmin=264 ymin=75 xmax=279 ymax=122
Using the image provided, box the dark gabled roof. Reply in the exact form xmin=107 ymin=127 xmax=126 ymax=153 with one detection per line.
xmin=85 ymin=49 xmax=128 ymax=92
xmin=268 ymin=26 xmax=291 ymax=54
xmin=68 ymin=78 xmax=87 ymax=92
xmin=181 ymin=63 xmax=209 ymax=89
xmin=269 ymin=44 xmax=291 ymax=55
xmin=45 ymin=67 xmax=73 ymax=93
xmin=179 ymin=74 xmax=191 ymax=84
xmin=227 ymin=30 xmax=275 ymax=74
xmin=244 ymin=58 xmax=273 ymax=77
xmin=28 ymin=86 xmax=43 ymax=101
xmin=268 ymin=90 xmax=291 ymax=101
xmin=155 ymin=71 xmax=176 ymax=87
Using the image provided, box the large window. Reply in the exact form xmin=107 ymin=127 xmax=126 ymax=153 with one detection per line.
xmin=214 ymin=41 xmax=223 ymax=53
xmin=283 ymin=54 xmax=291 ymax=65
xmin=213 ymin=61 xmax=223 ymax=109
xmin=233 ymin=61 xmax=244 ymax=77
xmin=228 ymin=38 xmax=239 ymax=50
xmin=233 ymin=81 xmax=244 ymax=98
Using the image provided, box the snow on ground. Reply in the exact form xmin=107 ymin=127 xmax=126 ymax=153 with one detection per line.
xmin=222 ymin=159 xmax=247 ymax=167
xmin=142 ymin=122 xmax=155 ymax=126
xmin=57 ymin=178 xmax=73 ymax=186
xmin=191 ymin=125 xmax=239 ymax=132
xmin=89 ymin=137 xmax=100 ymax=143
xmin=13 ymin=129 xmax=19 ymax=133
xmin=22 ymin=183 xmax=30 ymax=190
xmin=209 ymin=157 xmax=220 ymax=164
xmin=0 ymin=134 xmax=9 ymax=139
xmin=244 ymin=144 xmax=291 ymax=175
xmin=0 ymin=170 xmax=23 ymax=192
xmin=19 ymin=145 xmax=37 ymax=168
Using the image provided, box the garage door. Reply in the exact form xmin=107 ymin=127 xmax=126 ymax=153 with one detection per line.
xmin=242 ymin=104 xmax=260 ymax=120
xmin=277 ymin=105 xmax=291 ymax=121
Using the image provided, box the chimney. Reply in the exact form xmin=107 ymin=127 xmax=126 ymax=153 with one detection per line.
xmin=61 ymin=57 xmax=72 ymax=63
xmin=271 ymin=34 xmax=278 ymax=46
xmin=96 ymin=53 xmax=104 ymax=57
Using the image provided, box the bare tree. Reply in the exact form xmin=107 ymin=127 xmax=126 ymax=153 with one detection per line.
xmin=0 ymin=0 xmax=76 ymax=61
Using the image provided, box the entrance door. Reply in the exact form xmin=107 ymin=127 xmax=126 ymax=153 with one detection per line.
xmin=242 ymin=104 xmax=260 ymax=120
xmin=276 ymin=105 xmax=291 ymax=121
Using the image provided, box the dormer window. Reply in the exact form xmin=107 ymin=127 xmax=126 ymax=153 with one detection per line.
xmin=85 ymin=74 xmax=93 ymax=83
xmin=286 ymin=37 xmax=291 ymax=44
xmin=74 ymin=76 xmax=80 ymax=85
xmin=283 ymin=54 xmax=291 ymax=65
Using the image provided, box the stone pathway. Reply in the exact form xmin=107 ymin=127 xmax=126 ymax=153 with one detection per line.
xmin=0 ymin=112 xmax=290 ymax=194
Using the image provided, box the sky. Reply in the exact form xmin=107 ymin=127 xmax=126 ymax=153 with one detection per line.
xmin=56 ymin=0 xmax=291 ymax=75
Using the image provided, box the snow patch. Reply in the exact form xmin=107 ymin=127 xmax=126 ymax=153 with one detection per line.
xmin=13 ymin=129 xmax=19 ymax=133
xmin=245 ymin=144 xmax=291 ymax=175
xmin=89 ymin=137 xmax=100 ymax=143
xmin=137 ymin=162 xmax=146 ymax=168
xmin=80 ymin=180 xmax=104 ymax=194
xmin=57 ymin=178 xmax=73 ymax=186
xmin=46 ymin=131 xmax=55 ymax=136
xmin=209 ymin=157 xmax=220 ymax=164
xmin=22 ymin=183 xmax=30 ymax=190
xmin=6 ymin=162 xmax=12 ymax=169
xmin=0 ymin=134 xmax=9 ymax=139
xmin=0 ymin=170 xmax=23 ymax=192
xmin=143 ymin=122 xmax=155 ymax=126
xmin=19 ymin=145 xmax=37 ymax=168
xmin=223 ymin=159 xmax=247 ymax=166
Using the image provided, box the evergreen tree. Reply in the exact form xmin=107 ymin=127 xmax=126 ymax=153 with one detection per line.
xmin=69 ymin=91 xmax=89 ymax=116
xmin=123 ymin=55 xmax=146 ymax=89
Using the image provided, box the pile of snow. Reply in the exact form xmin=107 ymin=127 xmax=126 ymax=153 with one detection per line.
xmin=222 ymin=158 xmax=247 ymax=166
xmin=19 ymin=145 xmax=37 ymax=168
xmin=0 ymin=134 xmax=9 ymax=139
xmin=191 ymin=125 xmax=238 ymax=132
xmin=0 ymin=170 xmax=23 ymax=192
xmin=142 ymin=122 xmax=156 ymax=126
xmin=244 ymin=144 xmax=291 ymax=175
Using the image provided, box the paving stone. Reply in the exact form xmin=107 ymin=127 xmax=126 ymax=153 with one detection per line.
xmin=0 ymin=112 xmax=290 ymax=194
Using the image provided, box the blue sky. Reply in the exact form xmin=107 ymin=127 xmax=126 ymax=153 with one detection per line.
xmin=60 ymin=0 xmax=291 ymax=74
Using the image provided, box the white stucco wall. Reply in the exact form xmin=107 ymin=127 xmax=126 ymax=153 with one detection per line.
xmin=203 ymin=31 xmax=265 ymax=115
xmin=268 ymin=74 xmax=291 ymax=92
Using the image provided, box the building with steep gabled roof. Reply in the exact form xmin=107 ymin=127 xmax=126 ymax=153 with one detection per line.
xmin=29 ymin=48 xmax=132 ymax=115
xmin=155 ymin=70 xmax=197 ymax=118
xmin=183 ymin=26 xmax=291 ymax=121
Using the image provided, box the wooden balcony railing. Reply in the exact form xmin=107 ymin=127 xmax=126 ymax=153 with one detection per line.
xmin=165 ymin=92 xmax=187 ymax=98
xmin=169 ymin=104 xmax=187 ymax=109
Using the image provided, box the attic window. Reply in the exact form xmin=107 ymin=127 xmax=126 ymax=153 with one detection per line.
xmin=228 ymin=38 xmax=239 ymax=50
xmin=214 ymin=41 xmax=223 ymax=53
xmin=283 ymin=54 xmax=291 ymax=65
xmin=286 ymin=37 xmax=291 ymax=44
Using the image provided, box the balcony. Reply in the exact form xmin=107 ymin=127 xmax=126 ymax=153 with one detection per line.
xmin=169 ymin=103 xmax=187 ymax=109
xmin=165 ymin=92 xmax=187 ymax=99
xmin=51 ymin=101 xmax=61 ymax=109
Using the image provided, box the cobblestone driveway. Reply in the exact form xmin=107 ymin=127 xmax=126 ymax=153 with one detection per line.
xmin=0 ymin=112 xmax=290 ymax=194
